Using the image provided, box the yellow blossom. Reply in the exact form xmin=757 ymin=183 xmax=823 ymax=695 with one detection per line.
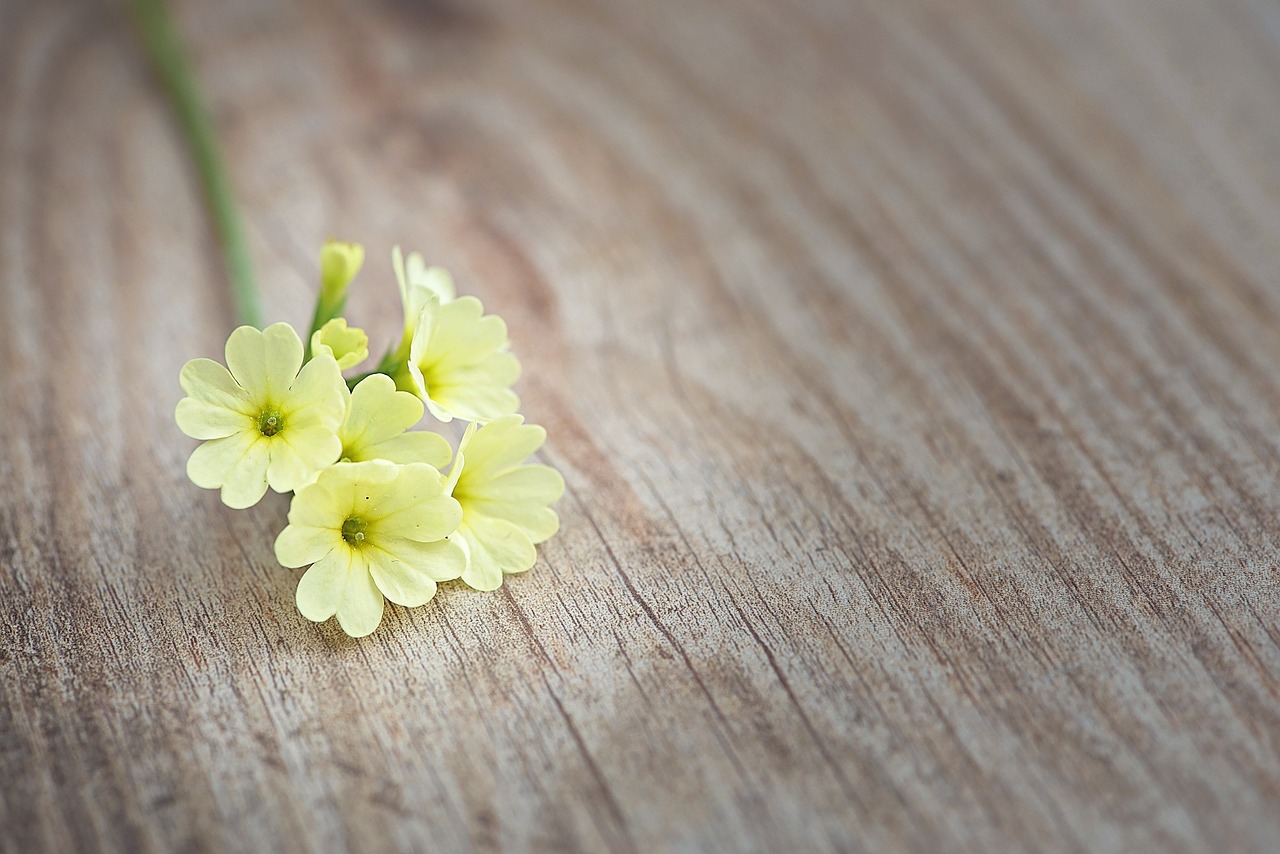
xmin=380 ymin=247 xmax=518 ymax=422
xmin=393 ymin=245 xmax=456 ymax=342
xmin=319 ymin=240 xmax=365 ymax=313
xmin=402 ymin=295 xmax=521 ymax=423
xmin=175 ymin=323 xmax=347 ymax=509
xmin=337 ymin=374 xmax=452 ymax=467
xmin=310 ymin=318 xmax=369 ymax=370
xmin=444 ymin=416 xmax=564 ymax=590
xmin=275 ymin=461 xmax=464 ymax=637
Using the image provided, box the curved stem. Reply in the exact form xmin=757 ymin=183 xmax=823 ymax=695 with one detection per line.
xmin=126 ymin=0 xmax=263 ymax=328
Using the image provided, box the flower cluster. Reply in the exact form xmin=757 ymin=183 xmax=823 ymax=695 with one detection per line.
xmin=176 ymin=241 xmax=564 ymax=637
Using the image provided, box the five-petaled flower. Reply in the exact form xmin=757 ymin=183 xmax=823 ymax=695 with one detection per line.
xmin=400 ymin=294 xmax=522 ymax=423
xmin=445 ymin=415 xmax=565 ymax=590
xmin=382 ymin=247 xmax=518 ymax=424
xmin=275 ymin=460 xmax=465 ymax=637
xmin=176 ymin=323 xmax=346 ymax=509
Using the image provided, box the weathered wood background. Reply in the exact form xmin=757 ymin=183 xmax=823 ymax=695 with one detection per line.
xmin=3 ymin=0 xmax=1280 ymax=850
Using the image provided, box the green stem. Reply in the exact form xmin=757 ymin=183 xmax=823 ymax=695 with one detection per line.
xmin=126 ymin=0 xmax=263 ymax=328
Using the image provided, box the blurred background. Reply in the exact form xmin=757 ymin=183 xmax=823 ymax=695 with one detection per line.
xmin=3 ymin=0 xmax=1280 ymax=851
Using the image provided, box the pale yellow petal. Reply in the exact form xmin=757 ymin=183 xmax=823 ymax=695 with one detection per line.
xmin=186 ymin=431 xmax=255 ymax=490
xmin=335 ymin=558 xmax=385 ymax=638
xmin=364 ymin=430 xmax=452 ymax=467
xmin=407 ymin=257 xmax=455 ymax=304
xmin=467 ymin=501 xmax=561 ymax=544
xmin=426 ymin=386 xmax=519 ymax=425
xmin=187 ymin=427 xmax=278 ymax=507
xmin=284 ymin=354 xmax=346 ymax=431
xmin=265 ymin=438 xmax=307 ymax=493
xmin=334 ymin=460 xmax=403 ymax=521
xmin=457 ymin=517 xmax=536 ymax=590
xmin=225 ymin=324 xmax=303 ymax=399
xmin=468 ymin=465 xmax=565 ymax=505
xmin=457 ymin=416 xmax=545 ymax=483
xmin=295 ymin=548 xmax=349 ymax=622
xmin=287 ymin=476 xmax=346 ymax=527
xmin=430 ymin=354 xmax=521 ymax=405
xmin=262 ymin=322 xmax=306 ymax=397
xmin=320 ymin=241 xmax=364 ymax=306
xmin=394 ymin=249 xmax=454 ymax=330
xmin=310 ymin=318 xmax=368 ymax=370
xmin=179 ymin=357 xmax=254 ymax=413
xmin=441 ymin=422 xmax=477 ymax=497
xmin=296 ymin=548 xmax=386 ymax=637
xmin=407 ymin=299 xmax=441 ymax=368
xmin=375 ymin=490 xmax=460 ymax=543
xmin=406 ymin=361 xmax=433 ymax=413
xmin=380 ymin=536 xmax=466 ymax=582
xmin=427 ymin=298 xmax=506 ymax=368
xmin=366 ymin=547 xmax=439 ymax=608
xmin=175 ymin=397 xmax=250 ymax=440
xmin=224 ymin=326 xmax=266 ymax=394
xmin=337 ymin=346 xmax=366 ymax=370
xmin=341 ymin=374 xmax=424 ymax=455
xmin=365 ymin=462 xmax=447 ymax=513
xmin=481 ymin=350 xmax=522 ymax=385
xmin=335 ymin=459 xmax=401 ymax=494
xmin=276 ymin=425 xmax=341 ymax=489
xmin=456 ymin=532 xmax=496 ymax=591
xmin=219 ymin=438 xmax=272 ymax=509
xmin=275 ymin=524 xmax=337 ymax=568
xmin=456 ymin=421 xmax=479 ymax=455
xmin=393 ymin=245 xmax=412 ymax=331
xmin=443 ymin=452 xmax=466 ymax=497
xmin=267 ymin=431 xmax=340 ymax=493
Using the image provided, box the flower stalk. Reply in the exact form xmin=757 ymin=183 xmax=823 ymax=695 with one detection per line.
xmin=126 ymin=0 xmax=263 ymax=328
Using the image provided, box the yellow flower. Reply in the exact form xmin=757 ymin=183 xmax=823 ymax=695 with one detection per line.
xmin=393 ymin=245 xmax=456 ymax=340
xmin=403 ymin=295 xmax=521 ymax=423
xmin=175 ymin=323 xmax=346 ymax=509
xmin=444 ymin=416 xmax=564 ymax=590
xmin=380 ymin=246 xmax=458 ymax=372
xmin=275 ymin=461 xmax=464 ymax=637
xmin=338 ymin=374 xmax=452 ymax=467
xmin=310 ymin=318 xmax=369 ymax=370
xmin=319 ymin=240 xmax=365 ymax=315
xmin=382 ymin=248 xmax=518 ymax=422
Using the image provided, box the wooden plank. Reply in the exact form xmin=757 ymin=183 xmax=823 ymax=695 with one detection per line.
xmin=2 ymin=0 xmax=1279 ymax=849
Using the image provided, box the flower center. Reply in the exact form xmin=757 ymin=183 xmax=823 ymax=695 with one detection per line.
xmin=341 ymin=516 xmax=368 ymax=547
xmin=257 ymin=409 xmax=284 ymax=437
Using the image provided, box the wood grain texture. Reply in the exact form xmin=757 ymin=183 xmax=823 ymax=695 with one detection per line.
xmin=3 ymin=0 xmax=1280 ymax=850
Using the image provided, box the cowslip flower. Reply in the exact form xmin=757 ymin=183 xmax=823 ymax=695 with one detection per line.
xmin=310 ymin=318 xmax=369 ymax=370
xmin=393 ymin=246 xmax=455 ymax=339
xmin=275 ymin=460 xmax=465 ymax=637
xmin=379 ymin=247 xmax=456 ymax=370
xmin=380 ymin=247 xmax=518 ymax=423
xmin=338 ymin=374 xmax=452 ymax=467
xmin=400 ymin=295 xmax=521 ymax=423
xmin=317 ymin=240 xmax=365 ymax=319
xmin=444 ymin=415 xmax=565 ymax=590
xmin=175 ymin=323 xmax=346 ymax=509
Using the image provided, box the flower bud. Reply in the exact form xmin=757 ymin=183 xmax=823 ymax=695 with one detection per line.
xmin=310 ymin=318 xmax=369 ymax=370
xmin=318 ymin=240 xmax=365 ymax=315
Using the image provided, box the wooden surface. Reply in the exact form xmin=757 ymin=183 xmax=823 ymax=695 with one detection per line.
xmin=3 ymin=0 xmax=1280 ymax=850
